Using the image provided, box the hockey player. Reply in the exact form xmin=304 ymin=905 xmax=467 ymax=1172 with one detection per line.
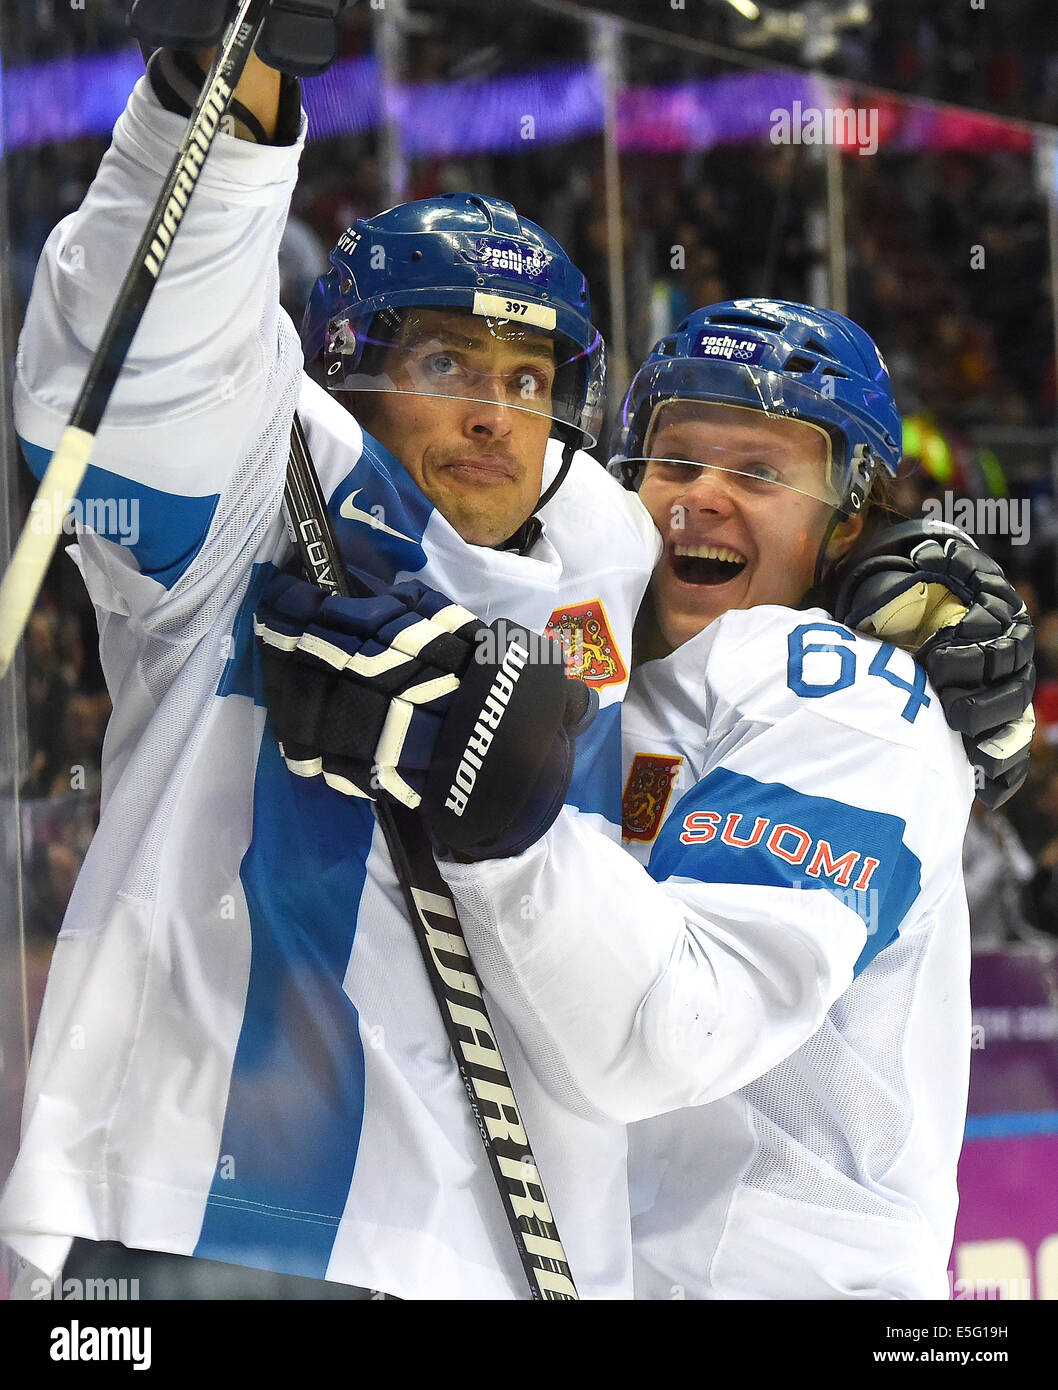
xmin=0 ymin=25 xmax=657 ymax=1298
xmin=441 ymin=302 xmax=1003 ymax=1297
xmin=269 ymin=301 xmax=1033 ymax=1298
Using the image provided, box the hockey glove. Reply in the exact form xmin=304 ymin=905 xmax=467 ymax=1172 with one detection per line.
xmin=834 ymin=519 xmax=1035 ymax=809
xmin=254 ymin=567 xmax=598 ymax=859
xmin=128 ymin=0 xmax=354 ymax=77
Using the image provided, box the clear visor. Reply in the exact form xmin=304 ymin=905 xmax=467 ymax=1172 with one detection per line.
xmin=324 ymin=305 xmax=603 ymax=446
xmin=628 ymin=399 xmax=845 ymax=507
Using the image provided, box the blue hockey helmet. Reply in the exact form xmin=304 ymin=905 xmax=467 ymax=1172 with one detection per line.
xmin=610 ymin=299 xmax=902 ymax=514
xmin=302 ymin=192 xmax=606 ymax=446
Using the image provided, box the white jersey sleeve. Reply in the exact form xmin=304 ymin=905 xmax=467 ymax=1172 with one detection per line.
xmin=441 ymin=605 xmax=974 ymax=1124
xmin=14 ymin=75 xmax=306 ymax=666
xmin=15 ymin=75 xmax=305 ymax=501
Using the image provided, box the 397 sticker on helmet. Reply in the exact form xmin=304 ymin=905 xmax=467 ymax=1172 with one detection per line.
xmin=473 ymin=291 xmax=557 ymax=332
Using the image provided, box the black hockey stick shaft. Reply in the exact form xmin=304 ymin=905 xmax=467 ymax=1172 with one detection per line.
xmin=284 ymin=412 xmax=579 ymax=1300
xmin=0 ymin=0 xmax=273 ymax=679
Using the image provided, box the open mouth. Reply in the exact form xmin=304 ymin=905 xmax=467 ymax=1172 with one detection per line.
xmin=671 ymin=543 xmax=747 ymax=587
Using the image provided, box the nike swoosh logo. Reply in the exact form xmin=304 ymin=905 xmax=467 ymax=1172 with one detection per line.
xmin=338 ymin=489 xmax=417 ymax=544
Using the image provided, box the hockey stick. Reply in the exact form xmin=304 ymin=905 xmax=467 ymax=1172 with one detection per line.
xmin=0 ymin=0 xmax=274 ymax=680
xmin=284 ymin=411 xmax=580 ymax=1301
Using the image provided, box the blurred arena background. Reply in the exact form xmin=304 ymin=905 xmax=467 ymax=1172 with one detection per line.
xmin=2 ymin=0 xmax=1058 ymax=1300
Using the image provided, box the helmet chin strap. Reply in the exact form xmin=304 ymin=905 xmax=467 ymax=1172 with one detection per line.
xmin=498 ymin=437 xmax=577 ymax=553
xmin=811 ymin=508 xmax=847 ymax=591
xmin=811 ymin=445 xmax=876 ymax=590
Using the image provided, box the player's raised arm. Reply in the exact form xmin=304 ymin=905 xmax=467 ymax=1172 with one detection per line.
xmin=11 ymin=6 xmax=332 ymax=596
xmin=190 ymin=44 xmax=282 ymax=140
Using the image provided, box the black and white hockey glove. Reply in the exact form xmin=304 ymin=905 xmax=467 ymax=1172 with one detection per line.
xmin=128 ymin=0 xmax=355 ymax=77
xmin=834 ymin=519 xmax=1035 ymax=809
xmin=255 ymin=567 xmax=598 ymax=860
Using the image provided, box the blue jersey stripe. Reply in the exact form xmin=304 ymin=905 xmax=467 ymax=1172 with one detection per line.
xmin=218 ymin=562 xmax=273 ymax=703
xmin=964 ymin=1110 xmax=1058 ymax=1139
xmin=567 ymin=699 xmax=622 ymax=823
xmin=199 ymin=571 xmax=373 ymax=1276
xmin=19 ymin=436 xmax=219 ymax=590
xmin=194 ymin=734 xmax=374 ymax=1277
xmin=329 ymin=433 xmax=433 ymax=580
xmin=648 ymin=767 xmax=922 ymax=976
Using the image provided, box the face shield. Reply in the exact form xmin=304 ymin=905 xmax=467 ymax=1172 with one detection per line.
xmin=633 ymin=397 xmax=845 ymax=509
xmin=613 ymin=357 xmax=869 ymax=508
xmin=323 ymin=303 xmax=606 ymax=448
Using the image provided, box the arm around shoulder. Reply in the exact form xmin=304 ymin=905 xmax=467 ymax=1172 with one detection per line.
xmin=441 ymin=805 xmax=866 ymax=1122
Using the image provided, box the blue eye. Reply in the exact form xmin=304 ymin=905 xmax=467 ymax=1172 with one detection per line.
xmin=742 ymin=462 xmax=782 ymax=484
xmin=426 ymin=353 xmax=461 ymax=377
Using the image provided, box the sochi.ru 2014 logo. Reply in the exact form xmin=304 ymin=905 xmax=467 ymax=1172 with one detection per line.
xmin=463 ymin=238 xmax=552 ymax=285
xmin=693 ymin=331 xmax=766 ymax=364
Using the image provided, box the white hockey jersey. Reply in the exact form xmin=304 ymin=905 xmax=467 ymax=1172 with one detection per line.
xmin=442 ymin=604 xmax=974 ymax=1299
xmin=2 ymin=77 xmax=658 ymax=1299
